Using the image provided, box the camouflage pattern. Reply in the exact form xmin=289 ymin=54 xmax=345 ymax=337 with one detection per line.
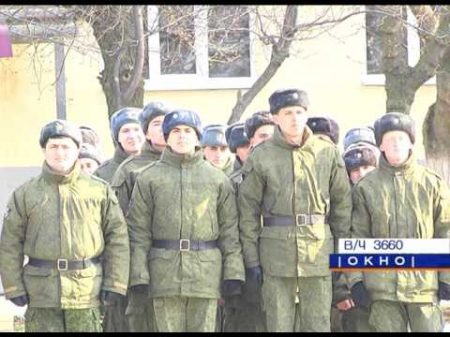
xmin=24 ymin=307 xmax=102 ymax=332
xmin=111 ymin=140 xmax=162 ymax=213
xmin=0 ymin=161 xmax=130 ymax=307
xmin=238 ymin=126 xmax=352 ymax=331
xmin=262 ymin=274 xmax=332 ymax=331
xmin=93 ymin=146 xmax=130 ymax=183
xmin=110 ymin=140 xmax=162 ymax=332
xmin=369 ymin=300 xmax=443 ymax=332
xmin=222 ymin=156 xmax=235 ymax=176
xmin=223 ymin=158 xmax=267 ymax=332
xmin=153 ymin=296 xmax=217 ymax=332
xmin=347 ymin=154 xmax=450 ymax=303
xmin=127 ymin=146 xmax=245 ymax=299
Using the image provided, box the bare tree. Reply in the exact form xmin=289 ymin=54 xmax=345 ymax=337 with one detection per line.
xmin=368 ymin=5 xmax=450 ymax=181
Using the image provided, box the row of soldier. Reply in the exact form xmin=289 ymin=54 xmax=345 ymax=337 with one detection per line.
xmin=1 ymin=87 xmax=449 ymax=332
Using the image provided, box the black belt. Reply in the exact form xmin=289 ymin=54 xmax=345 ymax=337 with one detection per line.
xmin=28 ymin=257 xmax=101 ymax=271
xmin=263 ymin=214 xmax=328 ymax=227
xmin=152 ymin=239 xmax=218 ymax=251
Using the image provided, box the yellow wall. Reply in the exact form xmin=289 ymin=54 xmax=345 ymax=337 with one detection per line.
xmin=0 ymin=5 xmax=436 ymax=166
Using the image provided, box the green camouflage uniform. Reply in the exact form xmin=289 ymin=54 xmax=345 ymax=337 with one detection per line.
xmin=111 ymin=140 xmax=162 ymax=332
xmin=92 ymin=145 xmax=131 ymax=331
xmin=222 ymin=156 xmax=235 ymax=176
xmin=93 ymin=146 xmax=129 ymax=184
xmin=127 ymin=146 xmax=245 ymax=332
xmin=238 ymin=126 xmax=352 ymax=332
xmin=347 ymin=153 xmax=450 ymax=332
xmin=0 ymin=161 xmax=130 ymax=332
xmin=221 ymin=156 xmax=267 ymax=332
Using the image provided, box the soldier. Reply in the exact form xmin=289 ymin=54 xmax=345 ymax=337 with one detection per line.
xmin=126 ymin=109 xmax=245 ymax=332
xmin=306 ymin=116 xmax=340 ymax=145
xmin=94 ymin=107 xmax=144 ymax=183
xmin=112 ymin=101 xmax=171 ymax=214
xmin=80 ymin=125 xmax=101 ymax=149
xmin=238 ymin=88 xmax=352 ymax=332
xmin=0 ymin=120 xmax=130 ymax=332
xmin=347 ymin=112 xmax=450 ymax=332
xmin=343 ymin=126 xmax=377 ymax=152
xmin=225 ymin=122 xmax=251 ymax=174
xmin=222 ymin=123 xmax=267 ymax=333
xmin=244 ymin=110 xmax=275 ymax=149
xmin=111 ymin=101 xmax=171 ymax=332
xmin=201 ymin=124 xmax=235 ymax=176
xmin=79 ymin=143 xmax=102 ymax=175
xmin=331 ymin=142 xmax=379 ymax=333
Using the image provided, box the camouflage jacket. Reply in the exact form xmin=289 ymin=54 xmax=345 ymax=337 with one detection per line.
xmin=93 ymin=146 xmax=130 ymax=184
xmin=127 ymin=146 xmax=245 ymax=299
xmin=347 ymin=153 xmax=450 ymax=303
xmin=111 ymin=141 xmax=162 ymax=213
xmin=238 ymin=126 xmax=352 ymax=277
xmin=0 ymin=161 xmax=130 ymax=309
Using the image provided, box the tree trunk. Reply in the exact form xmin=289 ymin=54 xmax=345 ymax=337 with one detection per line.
xmin=89 ymin=6 xmax=144 ymax=118
xmin=424 ymin=47 xmax=450 ymax=184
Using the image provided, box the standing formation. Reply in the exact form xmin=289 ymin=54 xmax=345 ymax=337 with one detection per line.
xmin=1 ymin=88 xmax=449 ymax=332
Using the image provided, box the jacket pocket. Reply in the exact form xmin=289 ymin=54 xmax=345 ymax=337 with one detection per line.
xmin=61 ymin=264 xmax=103 ymax=305
xmin=148 ymin=249 xmax=178 ymax=296
xmin=259 ymin=227 xmax=297 ymax=277
xmin=23 ymin=265 xmax=58 ymax=307
xmin=301 ymin=223 xmax=334 ymax=265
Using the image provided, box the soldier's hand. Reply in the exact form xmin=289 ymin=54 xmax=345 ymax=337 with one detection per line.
xmin=130 ymin=284 xmax=149 ymax=296
xmin=350 ymin=282 xmax=370 ymax=309
xmin=439 ymin=282 xmax=450 ymax=300
xmin=222 ymin=280 xmax=242 ymax=297
xmin=10 ymin=294 xmax=29 ymax=307
xmin=242 ymin=266 xmax=263 ymax=303
xmin=100 ymin=290 xmax=123 ymax=307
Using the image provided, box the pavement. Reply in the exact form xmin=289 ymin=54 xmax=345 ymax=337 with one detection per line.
xmin=0 ymin=295 xmax=25 ymax=332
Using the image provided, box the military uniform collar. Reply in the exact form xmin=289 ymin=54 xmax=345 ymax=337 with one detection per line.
xmin=233 ymin=157 xmax=243 ymax=172
xmin=272 ymin=125 xmax=313 ymax=149
xmin=42 ymin=160 xmax=81 ymax=184
xmin=379 ymin=150 xmax=417 ymax=176
xmin=161 ymin=146 xmax=203 ymax=167
xmin=114 ymin=146 xmax=131 ymax=165
xmin=142 ymin=140 xmax=163 ymax=157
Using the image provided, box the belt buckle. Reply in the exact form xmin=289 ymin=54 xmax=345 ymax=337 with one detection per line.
xmin=180 ymin=239 xmax=190 ymax=252
xmin=296 ymin=214 xmax=308 ymax=226
xmin=57 ymin=258 xmax=68 ymax=271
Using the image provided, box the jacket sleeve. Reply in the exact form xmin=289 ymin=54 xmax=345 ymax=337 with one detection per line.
xmin=110 ymin=166 xmax=131 ymax=215
xmin=432 ymin=177 xmax=450 ymax=284
xmin=217 ymin=178 xmax=245 ymax=281
xmin=0 ymin=189 xmax=28 ymax=299
xmin=328 ymin=148 xmax=352 ymax=247
xmin=126 ymin=174 xmax=153 ymax=287
xmin=100 ymin=185 xmax=130 ymax=296
xmin=237 ymin=154 xmax=265 ymax=268
xmin=345 ymin=184 xmax=371 ymax=288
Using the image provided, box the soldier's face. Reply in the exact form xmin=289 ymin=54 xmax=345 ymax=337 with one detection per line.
xmin=79 ymin=157 xmax=99 ymax=175
xmin=203 ymin=145 xmax=231 ymax=169
xmin=250 ymin=124 xmax=274 ymax=147
xmin=379 ymin=131 xmax=413 ymax=167
xmin=273 ymin=105 xmax=308 ymax=138
xmin=146 ymin=115 xmax=166 ymax=148
xmin=43 ymin=137 xmax=80 ymax=174
xmin=167 ymin=125 xmax=198 ymax=154
xmin=236 ymin=143 xmax=251 ymax=162
xmin=118 ymin=122 xmax=145 ymax=155
xmin=349 ymin=165 xmax=376 ymax=184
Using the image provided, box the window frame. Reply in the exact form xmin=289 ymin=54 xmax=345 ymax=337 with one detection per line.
xmin=145 ymin=5 xmax=257 ymax=91
xmin=362 ymin=5 xmax=436 ymax=86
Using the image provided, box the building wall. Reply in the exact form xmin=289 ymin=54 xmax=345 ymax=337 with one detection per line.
xmin=0 ymin=5 xmax=436 ymax=168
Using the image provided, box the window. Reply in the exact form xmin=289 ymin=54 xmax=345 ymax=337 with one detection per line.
xmin=363 ymin=5 xmax=434 ymax=85
xmin=146 ymin=5 xmax=256 ymax=91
